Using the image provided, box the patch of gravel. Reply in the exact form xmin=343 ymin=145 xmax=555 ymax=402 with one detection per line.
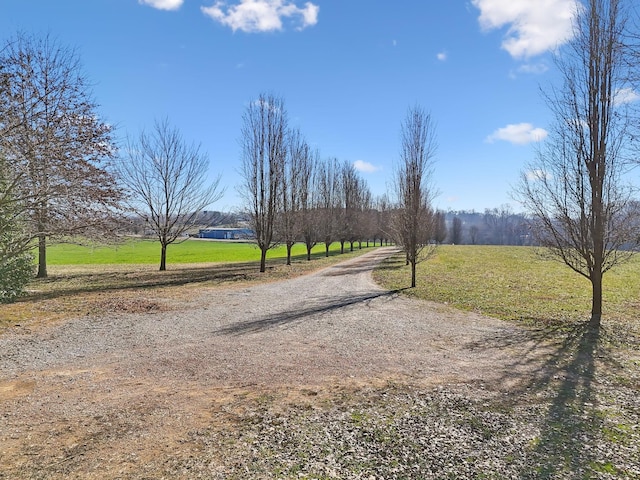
xmin=166 ymin=381 xmax=640 ymax=479
xmin=1 ymin=247 xmax=639 ymax=479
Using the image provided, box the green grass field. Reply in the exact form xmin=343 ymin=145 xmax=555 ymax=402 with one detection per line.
xmin=373 ymin=245 xmax=640 ymax=326
xmin=44 ymin=239 xmax=353 ymax=265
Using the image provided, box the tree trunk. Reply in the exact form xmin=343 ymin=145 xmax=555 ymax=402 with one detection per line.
xmin=411 ymin=259 xmax=416 ymax=288
xmin=159 ymin=243 xmax=167 ymax=271
xmin=340 ymin=241 xmax=345 ymax=254
xmin=36 ymin=234 xmax=47 ymax=278
xmin=590 ymin=270 xmax=603 ymax=327
xmin=260 ymin=248 xmax=267 ymax=273
xmin=286 ymin=243 xmax=292 ymax=266
xmin=325 ymin=243 xmax=330 ymax=257
xmin=306 ymin=245 xmax=312 ymax=261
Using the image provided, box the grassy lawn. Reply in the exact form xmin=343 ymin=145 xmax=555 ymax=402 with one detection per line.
xmin=44 ymin=238 xmax=349 ymax=265
xmin=373 ymin=245 xmax=640 ymax=327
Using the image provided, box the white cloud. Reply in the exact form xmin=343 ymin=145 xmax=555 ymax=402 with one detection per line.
xmin=353 ymin=160 xmax=381 ymax=173
xmin=202 ymin=0 xmax=319 ymax=33
xmin=139 ymin=0 xmax=184 ymax=10
xmin=517 ymin=62 xmax=549 ymax=75
xmin=486 ymin=123 xmax=548 ymax=145
xmin=437 ymin=51 xmax=447 ymax=61
xmin=613 ymin=87 xmax=640 ymax=106
xmin=472 ymin=0 xmax=579 ymax=58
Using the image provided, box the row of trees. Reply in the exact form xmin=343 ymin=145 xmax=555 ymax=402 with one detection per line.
xmin=238 ymin=93 xmax=392 ymax=272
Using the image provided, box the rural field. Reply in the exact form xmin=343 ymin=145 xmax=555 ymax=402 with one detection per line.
xmin=0 ymin=243 xmax=639 ymax=478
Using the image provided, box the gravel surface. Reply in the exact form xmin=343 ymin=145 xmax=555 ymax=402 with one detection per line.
xmin=0 ymin=247 xmax=638 ymax=479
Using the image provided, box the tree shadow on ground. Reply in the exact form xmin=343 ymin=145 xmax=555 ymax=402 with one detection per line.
xmin=19 ymin=248 xmax=390 ymax=304
xmin=215 ymin=289 xmax=406 ymax=336
xmin=18 ymin=261 xmax=271 ymax=302
xmin=468 ymin=321 xmax=625 ymax=478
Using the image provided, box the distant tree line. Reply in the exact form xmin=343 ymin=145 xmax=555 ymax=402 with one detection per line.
xmin=436 ymin=207 xmax=533 ymax=246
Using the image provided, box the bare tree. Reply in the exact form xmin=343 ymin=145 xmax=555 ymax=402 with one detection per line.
xmin=374 ymin=194 xmax=393 ymax=246
xmin=278 ymin=128 xmax=310 ymax=265
xmin=239 ymin=93 xmax=287 ymax=272
xmin=469 ymin=225 xmax=479 ymax=245
xmin=117 ymin=118 xmax=223 ymax=271
xmin=433 ymin=210 xmax=447 ymax=244
xmin=337 ymin=161 xmax=368 ymax=253
xmin=0 ymin=32 xmax=123 ymax=278
xmin=517 ymin=0 xmax=640 ymax=326
xmin=299 ymin=149 xmax=318 ymax=261
xmin=451 ymin=216 xmax=463 ymax=245
xmin=392 ymin=106 xmax=437 ymax=288
xmin=316 ymin=157 xmax=340 ymax=257
xmin=358 ymin=189 xmax=374 ymax=248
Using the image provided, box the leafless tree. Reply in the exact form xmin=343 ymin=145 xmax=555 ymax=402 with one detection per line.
xmin=239 ymin=93 xmax=287 ymax=272
xmin=392 ymin=106 xmax=437 ymax=288
xmin=483 ymin=205 xmax=517 ymax=245
xmin=337 ymin=161 xmax=367 ymax=253
xmin=517 ymin=0 xmax=640 ymax=326
xmin=469 ymin=225 xmax=479 ymax=245
xmin=359 ymin=191 xmax=376 ymax=248
xmin=451 ymin=216 xmax=463 ymax=245
xmin=278 ymin=128 xmax=310 ymax=265
xmin=0 ymin=32 xmax=123 ymax=278
xmin=316 ymin=157 xmax=340 ymax=257
xmin=299 ymin=149 xmax=318 ymax=261
xmin=117 ymin=118 xmax=223 ymax=271
xmin=374 ymin=194 xmax=393 ymax=246
xmin=433 ymin=210 xmax=447 ymax=244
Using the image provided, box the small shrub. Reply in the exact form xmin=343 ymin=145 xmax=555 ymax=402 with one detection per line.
xmin=0 ymin=253 xmax=34 ymax=303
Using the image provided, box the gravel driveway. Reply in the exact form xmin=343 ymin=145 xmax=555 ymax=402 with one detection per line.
xmin=1 ymin=247 xmax=635 ymax=479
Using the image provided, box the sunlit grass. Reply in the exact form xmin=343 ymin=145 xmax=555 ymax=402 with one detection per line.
xmin=373 ymin=245 xmax=640 ymax=326
xmin=44 ymin=238 xmax=348 ymax=265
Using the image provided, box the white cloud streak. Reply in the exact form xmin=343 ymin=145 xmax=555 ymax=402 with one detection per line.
xmin=437 ymin=51 xmax=447 ymax=61
xmin=517 ymin=62 xmax=549 ymax=75
xmin=486 ymin=123 xmax=548 ymax=145
xmin=353 ymin=160 xmax=381 ymax=173
xmin=202 ymin=0 xmax=319 ymax=33
xmin=613 ymin=87 xmax=640 ymax=106
xmin=139 ymin=0 xmax=184 ymax=10
xmin=472 ymin=0 xmax=579 ymax=58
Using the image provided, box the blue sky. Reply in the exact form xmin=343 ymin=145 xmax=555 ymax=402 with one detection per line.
xmin=1 ymin=0 xmax=581 ymax=212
